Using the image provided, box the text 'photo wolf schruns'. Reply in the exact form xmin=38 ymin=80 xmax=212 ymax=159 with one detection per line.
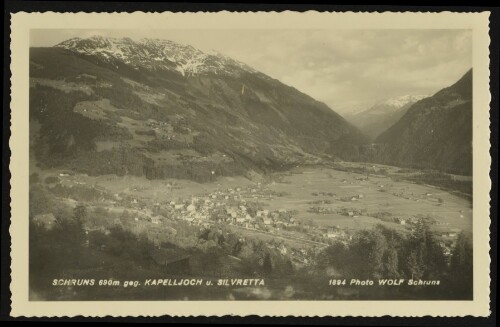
xmin=29 ymin=29 xmax=473 ymax=301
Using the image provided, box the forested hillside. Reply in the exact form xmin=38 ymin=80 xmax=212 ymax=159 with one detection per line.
xmin=30 ymin=38 xmax=366 ymax=182
xmin=373 ymin=70 xmax=473 ymax=175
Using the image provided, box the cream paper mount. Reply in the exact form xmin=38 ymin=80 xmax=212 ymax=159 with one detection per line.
xmin=10 ymin=11 xmax=491 ymax=317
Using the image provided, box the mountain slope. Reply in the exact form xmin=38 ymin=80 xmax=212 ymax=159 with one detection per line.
xmin=55 ymin=36 xmax=257 ymax=77
xmin=345 ymin=95 xmax=428 ymax=140
xmin=374 ymin=70 xmax=472 ymax=175
xmin=29 ymin=36 xmax=367 ymax=182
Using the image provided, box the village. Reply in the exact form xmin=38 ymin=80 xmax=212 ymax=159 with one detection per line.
xmin=32 ymin=163 xmax=469 ymax=269
xmin=115 ymin=183 xmax=334 ymax=265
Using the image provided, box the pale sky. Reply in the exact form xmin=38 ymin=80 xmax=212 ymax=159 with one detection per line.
xmin=31 ymin=29 xmax=472 ymax=114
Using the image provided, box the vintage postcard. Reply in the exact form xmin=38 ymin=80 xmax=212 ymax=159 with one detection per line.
xmin=10 ymin=11 xmax=491 ymax=317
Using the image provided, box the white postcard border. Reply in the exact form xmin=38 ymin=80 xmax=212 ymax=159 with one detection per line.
xmin=10 ymin=11 xmax=491 ymax=317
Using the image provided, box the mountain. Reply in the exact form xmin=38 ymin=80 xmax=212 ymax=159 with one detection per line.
xmin=345 ymin=95 xmax=428 ymax=140
xmin=55 ymin=36 xmax=257 ymax=77
xmin=29 ymin=36 xmax=367 ymax=182
xmin=374 ymin=70 xmax=472 ymax=175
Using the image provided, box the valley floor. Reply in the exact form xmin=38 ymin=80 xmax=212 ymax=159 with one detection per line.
xmin=29 ymin=161 xmax=473 ymax=300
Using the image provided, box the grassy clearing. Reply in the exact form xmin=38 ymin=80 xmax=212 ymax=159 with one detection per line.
xmin=30 ymin=77 xmax=93 ymax=95
xmin=261 ymin=167 xmax=472 ymax=233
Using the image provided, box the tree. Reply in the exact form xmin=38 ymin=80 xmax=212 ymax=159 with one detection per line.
xmin=350 ymin=229 xmax=387 ymax=279
xmin=29 ymin=185 xmax=53 ymax=216
xmin=406 ymin=219 xmax=447 ymax=279
xmin=450 ymin=233 xmax=473 ymax=271
xmin=262 ymin=253 xmax=273 ymax=274
xmin=317 ymin=242 xmax=348 ymax=269
xmin=384 ymin=247 xmax=400 ymax=278
xmin=449 ymin=232 xmax=473 ymax=298
xmin=73 ymin=204 xmax=87 ymax=226
xmin=406 ymin=251 xmax=424 ymax=280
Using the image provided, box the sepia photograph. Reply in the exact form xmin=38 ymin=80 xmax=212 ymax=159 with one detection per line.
xmin=27 ymin=28 xmax=475 ymax=301
xmin=9 ymin=10 xmax=492 ymax=318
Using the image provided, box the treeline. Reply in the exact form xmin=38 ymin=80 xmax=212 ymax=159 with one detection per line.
xmin=315 ymin=223 xmax=473 ymax=299
xmin=29 ymin=203 xmax=472 ymax=300
xmin=29 ymin=206 xmax=294 ymax=299
xmin=30 ymin=205 xmax=158 ymax=297
xmin=328 ymin=162 xmax=472 ymax=196
xmin=403 ymin=172 xmax=472 ymax=196
xmin=143 ymin=159 xmax=247 ymax=182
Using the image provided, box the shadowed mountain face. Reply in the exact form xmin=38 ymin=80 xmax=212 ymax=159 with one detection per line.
xmin=374 ymin=70 xmax=473 ymax=175
xmin=345 ymin=95 xmax=428 ymax=140
xmin=29 ymin=36 xmax=367 ymax=182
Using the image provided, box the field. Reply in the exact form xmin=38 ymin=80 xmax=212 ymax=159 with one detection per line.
xmin=263 ymin=166 xmax=472 ymax=233
xmin=35 ymin=162 xmax=472 ymax=237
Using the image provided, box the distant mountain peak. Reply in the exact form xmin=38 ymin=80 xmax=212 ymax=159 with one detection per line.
xmin=344 ymin=93 xmax=430 ymax=140
xmin=375 ymin=69 xmax=473 ymax=175
xmin=382 ymin=94 xmax=429 ymax=110
xmin=55 ymin=35 xmax=256 ymax=77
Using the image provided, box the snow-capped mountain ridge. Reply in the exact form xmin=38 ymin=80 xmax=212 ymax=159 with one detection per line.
xmin=345 ymin=94 xmax=429 ymax=140
xmin=383 ymin=94 xmax=429 ymax=110
xmin=55 ymin=35 xmax=256 ymax=77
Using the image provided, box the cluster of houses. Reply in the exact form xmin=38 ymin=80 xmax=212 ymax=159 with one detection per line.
xmin=32 ymin=213 xmax=57 ymax=229
xmin=393 ymin=216 xmax=409 ymax=225
xmin=309 ymin=199 xmax=334 ymax=205
xmin=340 ymin=194 xmax=364 ymax=202
xmin=129 ymin=185 xmax=301 ymax=233
xmin=311 ymin=191 xmax=336 ymax=197
xmin=168 ymin=195 xmax=298 ymax=232
xmin=284 ymin=247 xmax=312 ymax=265
xmin=392 ymin=216 xmax=426 ymax=226
xmin=387 ymin=188 xmax=442 ymax=204
xmin=252 ymin=209 xmax=298 ymax=229
xmin=307 ymin=206 xmax=366 ymax=218
xmin=338 ymin=207 xmax=366 ymax=217
xmin=437 ymin=231 xmax=460 ymax=260
xmin=265 ymin=242 xmax=319 ymax=265
xmin=144 ymin=119 xmax=176 ymax=139
xmin=308 ymin=206 xmax=336 ymax=215
xmin=323 ymin=228 xmax=348 ymax=240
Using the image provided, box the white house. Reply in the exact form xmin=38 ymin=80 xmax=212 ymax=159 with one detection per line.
xmin=33 ymin=213 xmax=57 ymax=229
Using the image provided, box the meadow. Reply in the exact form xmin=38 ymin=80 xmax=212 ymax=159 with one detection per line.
xmin=37 ymin=162 xmax=472 ymax=236
xmin=257 ymin=166 xmax=471 ymax=234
